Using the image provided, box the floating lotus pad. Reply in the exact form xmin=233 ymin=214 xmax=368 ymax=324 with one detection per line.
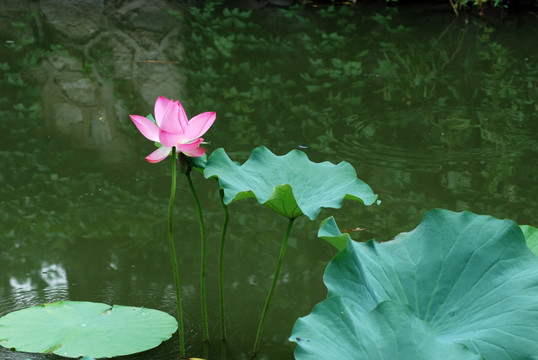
xmin=0 ymin=301 xmax=178 ymax=358
xmin=204 ymin=146 xmax=378 ymax=220
xmin=291 ymin=209 xmax=538 ymax=359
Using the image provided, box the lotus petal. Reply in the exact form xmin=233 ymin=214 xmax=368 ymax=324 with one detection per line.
xmin=154 ymin=96 xmax=182 ymax=134
xmin=145 ymin=146 xmax=172 ymax=163
xmin=176 ymin=139 xmax=205 ymax=158
xmin=158 ymin=130 xmax=182 ymax=148
xmin=177 ymin=101 xmax=189 ymax=131
xmin=183 ymin=112 xmax=216 ymax=142
xmin=130 ymin=115 xmax=160 ymax=142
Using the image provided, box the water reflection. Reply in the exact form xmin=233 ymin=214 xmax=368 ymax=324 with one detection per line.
xmin=9 ymin=262 xmax=67 ymax=293
xmin=9 ymin=277 xmax=33 ymax=292
xmin=1 ymin=1 xmax=537 ymax=359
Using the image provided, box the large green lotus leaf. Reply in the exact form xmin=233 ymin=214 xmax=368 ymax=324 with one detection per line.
xmin=0 ymin=301 xmax=178 ymax=358
xmin=291 ymin=298 xmax=483 ymax=360
xmin=204 ymin=146 xmax=378 ymax=220
xmin=520 ymin=225 xmax=538 ymax=256
xmin=291 ymin=209 xmax=538 ymax=359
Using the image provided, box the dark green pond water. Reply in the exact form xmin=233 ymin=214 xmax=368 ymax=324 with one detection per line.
xmin=1 ymin=2 xmax=537 ymax=359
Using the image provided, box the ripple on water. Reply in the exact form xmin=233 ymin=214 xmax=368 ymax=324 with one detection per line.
xmin=1 ymin=286 xmax=70 ymax=315
xmin=0 ymin=285 xmax=70 ymax=360
xmin=315 ymin=106 xmax=536 ymax=173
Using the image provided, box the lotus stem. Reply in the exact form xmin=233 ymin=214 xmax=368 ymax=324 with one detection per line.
xmin=168 ymin=147 xmax=185 ymax=357
xmin=219 ymin=189 xmax=230 ymax=340
xmin=252 ymin=217 xmax=296 ymax=356
xmin=449 ymin=0 xmax=459 ymax=16
xmin=218 ymin=188 xmax=229 ymax=340
xmin=185 ymin=170 xmax=209 ymax=342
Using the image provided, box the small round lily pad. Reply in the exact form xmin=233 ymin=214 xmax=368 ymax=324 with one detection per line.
xmin=0 ymin=301 xmax=178 ymax=358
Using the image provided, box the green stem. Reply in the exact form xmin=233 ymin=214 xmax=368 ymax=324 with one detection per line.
xmin=252 ymin=218 xmax=295 ymax=356
xmin=449 ymin=0 xmax=459 ymax=16
xmin=218 ymin=188 xmax=229 ymax=340
xmin=168 ymin=147 xmax=185 ymax=357
xmin=185 ymin=171 xmax=209 ymax=342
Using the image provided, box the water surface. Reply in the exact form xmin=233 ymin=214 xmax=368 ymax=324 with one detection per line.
xmin=1 ymin=2 xmax=537 ymax=359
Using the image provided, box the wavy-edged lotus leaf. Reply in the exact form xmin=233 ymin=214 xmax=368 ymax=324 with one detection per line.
xmin=291 ymin=209 xmax=538 ymax=359
xmin=0 ymin=301 xmax=178 ymax=358
xmin=520 ymin=225 xmax=538 ymax=256
xmin=204 ymin=146 xmax=378 ymax=220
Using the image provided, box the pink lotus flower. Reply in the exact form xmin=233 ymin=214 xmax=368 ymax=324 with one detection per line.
xmin=130 ymin=96 xmax=216 ymax=163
